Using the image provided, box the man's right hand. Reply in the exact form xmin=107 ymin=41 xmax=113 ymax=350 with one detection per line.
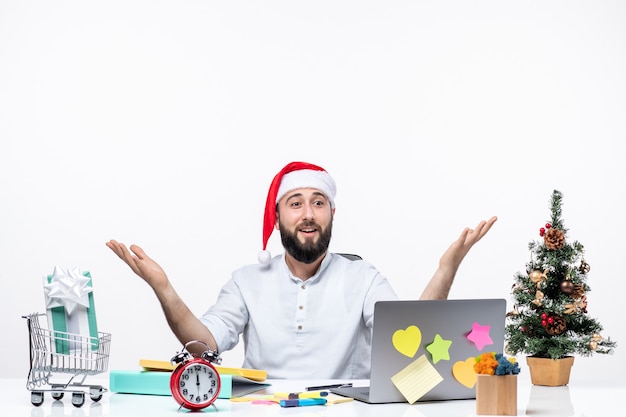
xmin=105 ymin=239 xmax=220 ymax=353
xmin=106 ymin=240 xmax=169 ymax=292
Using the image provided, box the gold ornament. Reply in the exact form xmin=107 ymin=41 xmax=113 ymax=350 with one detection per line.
xmin=579 ymin=259 xmax=591 ymax=274
xmin=544 ymin=228 xmax=566 ymax=250
xmin=506 ymin=305 xmax=520 ymax=317
xmin=531 ymin=290 xmax=544 ymax=307
xmin=589 ymin=333 xmax=603 ymax=350
xmin=564 ymin=295 xmax=588 ymax=314
xmin=529 ymin=269 xmax=548 ymax=288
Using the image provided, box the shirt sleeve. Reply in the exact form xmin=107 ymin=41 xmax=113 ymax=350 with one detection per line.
xmin=198 ymin=277 xmax=249 ymax=353
xmin=359 ymin=263 xmax=398 ymax=328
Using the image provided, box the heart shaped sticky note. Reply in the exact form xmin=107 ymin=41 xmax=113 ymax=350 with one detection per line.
xmin=392 ymin=325 xmax=422 ymax=358
xmin=452 ymin=357 xmax=477 ymax=388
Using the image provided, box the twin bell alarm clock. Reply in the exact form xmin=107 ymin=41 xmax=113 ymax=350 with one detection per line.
xmin=170 ymin=340 xmax=222 ymax=411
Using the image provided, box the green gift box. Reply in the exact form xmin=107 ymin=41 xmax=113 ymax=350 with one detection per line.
xmin=43 ymin=267 xmax=99 ymax=354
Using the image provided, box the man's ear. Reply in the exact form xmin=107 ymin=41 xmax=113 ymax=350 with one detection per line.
xmin=274 ymin=210 xmax=280 ymax=230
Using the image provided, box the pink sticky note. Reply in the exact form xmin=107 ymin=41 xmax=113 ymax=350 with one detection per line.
xmin=466 ymin=321 xmax=493 ymax=351
xmin=251 ymin=399 xmax=278 ymax=405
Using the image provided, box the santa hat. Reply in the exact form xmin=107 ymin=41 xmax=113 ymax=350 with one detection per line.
xmin=259 ymin=161 xmax=336 ymax=264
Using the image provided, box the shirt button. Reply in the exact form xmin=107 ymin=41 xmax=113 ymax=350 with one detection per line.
xmin=301 ymin=284 xmax=306 ymax=290
xmin=299 ymin=305 xmax=304 ymax=310
xmin=297 ymin=325 xmax=303 ymax=330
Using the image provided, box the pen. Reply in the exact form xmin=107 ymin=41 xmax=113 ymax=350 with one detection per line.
xmin=274 ymin=390 xmax=329 ymax=399
xmin=305 ymin=382 xmax=353 ymax=391
xmin=279 ymin=398 xmax=327 ymax=407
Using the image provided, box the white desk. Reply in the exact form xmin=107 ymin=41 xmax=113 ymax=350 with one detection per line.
xmin=2 ymin=375 xmax=624 ymax=417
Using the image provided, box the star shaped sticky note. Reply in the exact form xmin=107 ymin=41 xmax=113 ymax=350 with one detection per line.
xmin=466 ymin=321 xmax=493 ymax=351
xmin=425 ymin=334 xmax=452 ymax=364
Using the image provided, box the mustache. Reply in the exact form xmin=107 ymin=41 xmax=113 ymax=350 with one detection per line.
xmin=298 ymin=221 xmax=321 ymax=229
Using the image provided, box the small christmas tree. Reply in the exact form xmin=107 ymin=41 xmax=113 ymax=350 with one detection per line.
xmin=505 ymin=190 xmax=616 ymax=360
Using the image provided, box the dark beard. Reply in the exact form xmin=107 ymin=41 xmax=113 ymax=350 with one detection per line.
xmin=279 ymin=219 xmax=332 ymax=264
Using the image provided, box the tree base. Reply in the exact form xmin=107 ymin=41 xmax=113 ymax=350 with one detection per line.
xmin=526 ymin=356 xmax=574 ymax=386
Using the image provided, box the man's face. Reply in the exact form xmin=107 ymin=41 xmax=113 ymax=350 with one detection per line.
xmin=276 ymin=188 xmax=334 ymax=264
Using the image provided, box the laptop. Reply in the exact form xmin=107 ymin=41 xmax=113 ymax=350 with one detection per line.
xmin=331 ymin=298 xmax=506 ymax=404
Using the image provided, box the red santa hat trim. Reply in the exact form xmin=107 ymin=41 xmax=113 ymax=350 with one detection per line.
xmin=259 ymin=161 xmax=336 ymax=264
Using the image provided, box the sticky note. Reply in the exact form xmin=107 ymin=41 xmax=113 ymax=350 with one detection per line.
xmin=425 ymin=334 xmax=452 ymax=364
xmin=390 ymin=354 xmax=443 ymax=404
xmin=466 ymin=321 xmax=493 ymax=350
xmin=452 ymin=357 xmax=477 ymax=388
xmin=324 ymin=393 xmax=354 ymax=404
xmin=251 ymin=399 xmax=278 ymax=405
xmin=392 ymin=325 xmax=422 ymax=358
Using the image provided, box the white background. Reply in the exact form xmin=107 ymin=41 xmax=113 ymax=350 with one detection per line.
xmin=1 ymin=1 xmax=624 ymax=383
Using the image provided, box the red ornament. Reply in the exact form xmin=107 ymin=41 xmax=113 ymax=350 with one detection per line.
xmin=547 ymin=317 xmax=554 ymax=324
xmin=541 ymin=320 xmax=547 ymax=326
xmin=539 ymin=227 xmax=545 ymax=237
xmin=541 ymin=313 xmax=548 ymax=319
xmin=545 ymin=223 xmax=552 ymax=229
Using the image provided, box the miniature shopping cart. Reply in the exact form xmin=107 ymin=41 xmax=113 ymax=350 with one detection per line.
xmin=23 ymin=313 xmax=111 ymax=407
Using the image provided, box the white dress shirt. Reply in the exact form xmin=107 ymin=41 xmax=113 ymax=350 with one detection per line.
xmin=199 ymin=252 xmax=398 ymax=379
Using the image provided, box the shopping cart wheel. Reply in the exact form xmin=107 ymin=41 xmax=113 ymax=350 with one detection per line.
xmin=30 ymin=391 xmax=44 ymax=406
xmin=71 ymin=392 xmax=85 ymax=408
xmin=89 ymin=386 xmax=104 ymax=402
xmin=51 ymin=385 xmax=65 ymax=400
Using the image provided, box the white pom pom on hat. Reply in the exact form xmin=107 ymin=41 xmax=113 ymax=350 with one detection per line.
xmin=258 ymin=161 xmax=336 ymax=264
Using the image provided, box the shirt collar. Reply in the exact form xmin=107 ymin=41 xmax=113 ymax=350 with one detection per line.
xmin=281 ymin=251 xmax=332 ymax=284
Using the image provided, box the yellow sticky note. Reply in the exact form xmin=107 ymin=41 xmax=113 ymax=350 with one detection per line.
xmin=392 ymin=325 xmax=422 ymax=358
xmin=139 ymin=359 xmax=176 ymax=371
xmin=390 ymin=354 xmax=443 ymax=404
xmin=324 ymin=393 xmax=354 ymax=404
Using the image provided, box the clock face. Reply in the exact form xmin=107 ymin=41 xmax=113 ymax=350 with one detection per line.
xmin=172 ymin=361 xmax=220 ymax=409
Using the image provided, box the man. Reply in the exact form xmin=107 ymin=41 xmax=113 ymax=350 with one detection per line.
xmin=107 ymin=161 xmax=496 ymax=379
